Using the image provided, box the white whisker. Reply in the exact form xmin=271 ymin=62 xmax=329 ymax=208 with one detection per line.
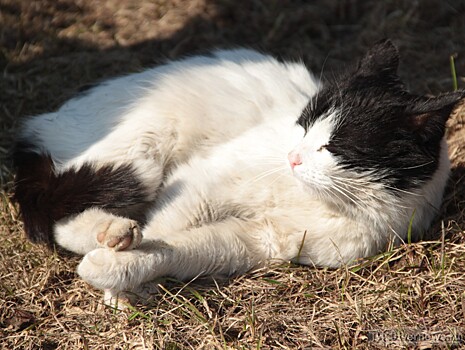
xmin=322 ymin=187 xmax=346 ymax=212
xmin=381 ymin=185 xmax=422 ymax=197
xmin=331 ymin=179 xmax=380 ymax=204
xmin=330 ymin=176 xmax=412 ymax=210
xmin=396 ymin=161 xmax=435 ymax=170
xmin=237 ymin=160 xmax=288 ymax=173
xmin=243 ymin=166 xmax=288 ymax=186
xmin=330 ymin=173 xmax=423 ymax=198
xmin=267 ymin=172 xmax=288 ymax=187
xmin=330 ymin=182 xmax=365 ymax=210
xmin=313 ymin=54 xmax=329 ymax=113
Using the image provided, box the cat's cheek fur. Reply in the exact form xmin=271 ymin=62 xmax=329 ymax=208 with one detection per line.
xmin=409 ymin=138 xmax=451 ymax=233
xmin=289 ymin=115 xmax=337 ymax=194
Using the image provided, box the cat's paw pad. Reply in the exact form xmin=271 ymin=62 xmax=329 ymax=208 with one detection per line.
xmin=94 ymin=218 xmax=142 ymax=251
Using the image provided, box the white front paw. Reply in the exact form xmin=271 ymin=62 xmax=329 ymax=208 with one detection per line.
xmin=94 ymin=217 xmax=142 ymax=251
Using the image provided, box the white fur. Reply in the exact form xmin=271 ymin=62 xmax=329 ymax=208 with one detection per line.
xmin=55 ymin=208 xmax=142 ymax=255
xmin=20 ymin=49 xmax=450 ymax=302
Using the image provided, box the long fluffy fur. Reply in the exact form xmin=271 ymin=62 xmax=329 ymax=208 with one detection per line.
xmin=13 ymin=43 xmax=463 ymax=304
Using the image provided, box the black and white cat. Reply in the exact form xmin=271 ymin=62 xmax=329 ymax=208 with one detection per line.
xmin=13 ymin=40 xmax=464 ymax=305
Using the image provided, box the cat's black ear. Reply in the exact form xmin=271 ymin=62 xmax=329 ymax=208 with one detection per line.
xmin=357 ymin=39 xmax=400 ymax=77
xmin=407 ymin=90 xmax=465 ymax=137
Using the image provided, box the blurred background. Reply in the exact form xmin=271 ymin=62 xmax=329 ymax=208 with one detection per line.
xmin=1 ymin=0 xmax=464 ymax=117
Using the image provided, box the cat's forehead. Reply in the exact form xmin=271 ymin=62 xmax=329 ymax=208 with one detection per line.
xmin=302 ymin=108 xmax=337 ymax=147
xmin=299 ymin=73 xmax=408 ymax=132
xmin=297 ymin=38 xmax=408 ymax=130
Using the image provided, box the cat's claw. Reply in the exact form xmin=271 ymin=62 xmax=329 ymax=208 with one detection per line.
xmin=94 ymin=217 xmax=142 ymax=251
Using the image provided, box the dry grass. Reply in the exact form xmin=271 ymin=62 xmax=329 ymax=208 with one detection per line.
xmin=1 ymin=0 xmax=465 ymax=348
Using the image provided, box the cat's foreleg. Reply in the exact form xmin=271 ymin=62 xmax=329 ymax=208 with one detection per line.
xmin=77 ymin=218 xmax=269 ymax=296
xmin=54 ymin=207 xmax=142 ymax=255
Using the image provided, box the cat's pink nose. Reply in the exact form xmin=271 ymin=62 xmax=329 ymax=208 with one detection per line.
xmin=288 ymin=152 xmax=302 ymax=170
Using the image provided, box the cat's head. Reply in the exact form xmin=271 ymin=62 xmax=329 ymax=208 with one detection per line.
xmin=290 ymin=39 xmax=464 ymax=210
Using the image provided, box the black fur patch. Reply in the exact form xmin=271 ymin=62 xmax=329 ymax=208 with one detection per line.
xmin=13 ymin=142 xmax=148 ymax=246
xmin=298 ymin=39 xmax=465 ymax=191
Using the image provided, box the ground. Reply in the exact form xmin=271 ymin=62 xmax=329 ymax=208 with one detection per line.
xmin=1 ymin=0 xmax=465 ymax=349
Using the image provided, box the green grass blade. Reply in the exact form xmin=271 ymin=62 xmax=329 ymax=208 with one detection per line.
xmin=450 ymin=54 xmax=458 ymax=91
xmin=407 ymin=209 xmax=416 ymax=245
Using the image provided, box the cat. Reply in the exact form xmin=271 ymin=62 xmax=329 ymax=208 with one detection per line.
xmin=13 ymin=39 xmax=464 ymax=306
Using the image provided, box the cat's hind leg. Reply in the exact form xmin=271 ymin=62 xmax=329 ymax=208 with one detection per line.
xmin=77 ymin=218 xmax=272 ymax=299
